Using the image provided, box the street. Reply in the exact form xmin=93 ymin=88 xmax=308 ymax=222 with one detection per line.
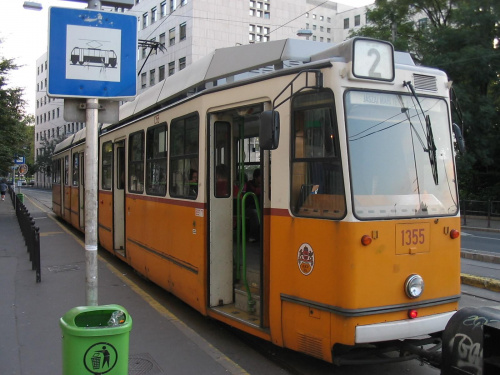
xmin=17 ymin=187 xmax=500 ymax=375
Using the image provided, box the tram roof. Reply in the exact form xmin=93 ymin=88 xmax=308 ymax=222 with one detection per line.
xmin=116 ymin=38 xmax=334 ymax=122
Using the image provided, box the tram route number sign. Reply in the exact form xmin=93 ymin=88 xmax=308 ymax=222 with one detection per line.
xmin=48 ymin=7 xmax=137 ymax=99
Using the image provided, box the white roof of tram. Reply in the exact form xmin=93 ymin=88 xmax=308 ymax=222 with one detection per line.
xmin=116 ymin=38 xmax=345 ymax=122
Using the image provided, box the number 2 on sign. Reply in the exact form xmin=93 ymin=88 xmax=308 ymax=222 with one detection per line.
xmin=401 ymin=229 xmax=425 ymax=246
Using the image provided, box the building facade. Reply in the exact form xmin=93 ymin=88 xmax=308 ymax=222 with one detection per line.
xmin=34 ymin=0 xmax=371 ymax=186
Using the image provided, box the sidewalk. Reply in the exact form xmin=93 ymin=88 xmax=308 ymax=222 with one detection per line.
xmin=0 ymin=194 xmax=248 ymax=375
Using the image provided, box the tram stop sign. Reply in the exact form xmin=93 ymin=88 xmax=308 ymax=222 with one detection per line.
xmin=19 ymin=164 xmax=28 ymax=176
xmin=47 ymin=7 xmax=137 ymax=99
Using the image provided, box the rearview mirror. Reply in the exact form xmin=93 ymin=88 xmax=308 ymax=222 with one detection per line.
xmin=260 ymin=111 xmax=280 ymax=150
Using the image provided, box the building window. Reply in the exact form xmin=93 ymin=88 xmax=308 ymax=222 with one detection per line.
xmin=169 ymin=114 xmax=199 ymax=198
xmin=170 ymin=0 xmax=175 ymax=13
xmin=179 ymin=22 xmax=186 ymax=41
xmin=150 ymin=69 xmax=155 ymax=86
xmin=179 ymin=57 xmax=186 ymax=71
xmin=169 ymin=27 xmax=175 ymax=46
xmin=320 ymin=16 xmax=324 ymax=21
xmin=313 ymin=25 xmax=316 ymax=30
xmin=129 ymin=131 xmax=145 ymax=193
xmin=181 ymin=0 xmax=187 ymax=5
xmin=160 ymin=1 xmax=166 ymax=17
xmin=159 ymin=32 xmax=166 ymax=47
xmin=168 ymin=61 xmax=175 ymax=76
xmin=355 ymin=15 xmax=360 ymax=27
xmin=146 ymin=123 xmax=167 ymax=196
xmin=151 ymin=7 xmax=157 ymax=24
xmin=143 ymin=12 xmax=148 ymax=29
xmin=142 ymin=47 xmax=147 ymax=59
xmin=159 ymin=65 xmax=165 ymax=81
xmin=141 ymin=72 xmax=147 ymax=88
xmin=327 ymin=17 xmax=331 ymax=23
xmin=344 ymin=18 xmax=349 ymax=29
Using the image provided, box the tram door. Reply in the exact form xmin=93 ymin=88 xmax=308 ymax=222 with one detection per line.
xmin=208 ymin=106 xmax=267 ymax=326
xmin=209 ymin=116 xmax=234 ymax=307
xmin=113 ymin=141 xmax=126 ymax=255
xmin=79 ymin=152 xmax=85 ymax=230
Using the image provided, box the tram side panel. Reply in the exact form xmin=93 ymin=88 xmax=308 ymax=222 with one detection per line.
xmin=125 ymin=196 xmax=207 ymax=314
xmin=98 ymin=190 xmax=114 ymax=253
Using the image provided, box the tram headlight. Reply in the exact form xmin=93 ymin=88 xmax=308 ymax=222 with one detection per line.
xmin=405 ymin=274 xmax=424 ymax=299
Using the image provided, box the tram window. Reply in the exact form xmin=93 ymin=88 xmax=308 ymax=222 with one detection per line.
xmin=146 ymin=123 xmax=167 ymax=196
xmin=102 ymin=141 xmax=113 ymax=190
xmin=72 ymin=153 xmax=79 ymax=186
xmin=169 ymin=114 xmax=199 ymax=198
xmin=128 ymin=131 xmax=145 ymax=193
xmin=214 ymin=121 xmax=231 ymax=198
xmin=290 ymin=91 xmax=346 ymax=219
xmin=52 ymin=159 xmax=61 ymax=184
xmin=64 ymin=155 xmax=69 ymax=186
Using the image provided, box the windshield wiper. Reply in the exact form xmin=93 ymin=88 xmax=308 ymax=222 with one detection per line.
xmin=404 ymin=81 xmax=438 ymax=185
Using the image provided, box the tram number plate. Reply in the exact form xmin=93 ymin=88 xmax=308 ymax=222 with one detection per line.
xmin=396 ymin=223 xmax=430 ymax=254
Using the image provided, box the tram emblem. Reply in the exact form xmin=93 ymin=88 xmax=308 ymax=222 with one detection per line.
xmin=297 ymin=243 xmax=315 ymax=276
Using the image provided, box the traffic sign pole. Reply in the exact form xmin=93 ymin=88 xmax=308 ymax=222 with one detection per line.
xmin=48 ymin=1 xmax=137 ymax=307
xmin=85 ymin=97 xmax=99 ymax=306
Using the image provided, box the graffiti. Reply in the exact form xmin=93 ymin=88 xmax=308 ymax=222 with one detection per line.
xmin=449 ymin=333 xmax=483 ymax=375
xmin=463 ymin=315 xmax=499 ymax=330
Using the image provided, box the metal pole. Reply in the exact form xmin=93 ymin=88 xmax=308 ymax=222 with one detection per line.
xmin=85 ymin=98 xmax=99 ymax=306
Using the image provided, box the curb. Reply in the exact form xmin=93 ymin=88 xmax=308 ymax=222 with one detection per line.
xmin=461 ymin=273 xmax=500 ymax=293
xmin=461 ymin=250 xmax=500 ymax=265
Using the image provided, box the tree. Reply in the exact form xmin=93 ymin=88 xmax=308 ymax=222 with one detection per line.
xmin=351 ymin=0 xmax=500 ymax=200
xmin=0 ymin=56 xmax=32 ymax=177
xmin=34 ymin=134 xmax=66 ymax=178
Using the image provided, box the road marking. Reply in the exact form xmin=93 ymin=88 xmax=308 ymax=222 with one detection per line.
xmin=32 ymin=193 xmax=249 ymax=375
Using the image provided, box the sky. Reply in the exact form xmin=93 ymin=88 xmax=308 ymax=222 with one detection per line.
xmin=0 ymin=0 xmax=374 ymax=116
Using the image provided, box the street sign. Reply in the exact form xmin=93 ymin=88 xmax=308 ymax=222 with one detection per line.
xmin=14 ymin=156 xmax=25 ymax=164
xmin=19 ymin=164 xmax=29 ymax=175
xmin=47 ymin=7 xmax=137 ymax=99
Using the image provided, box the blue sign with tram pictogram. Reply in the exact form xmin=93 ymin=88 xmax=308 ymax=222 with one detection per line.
xmin=48 ymin=7 xmax=137 ymax=99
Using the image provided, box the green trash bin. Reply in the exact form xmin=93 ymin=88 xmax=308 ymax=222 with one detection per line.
xmin=17 ymin=193 xmax=24 ymax=203
xmin=60 ymin=304 xmax=132 ymax=375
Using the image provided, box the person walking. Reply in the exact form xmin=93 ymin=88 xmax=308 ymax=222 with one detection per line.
xmin=0 ymin=180 xmax=8 ymax=201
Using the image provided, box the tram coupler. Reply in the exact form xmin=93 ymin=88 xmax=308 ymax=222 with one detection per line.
xmin=441 ymin=306 xmax=500 ymax=375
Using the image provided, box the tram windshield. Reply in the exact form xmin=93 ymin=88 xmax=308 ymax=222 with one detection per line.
xmin=345 ymin=90 xmax=458 ymax=219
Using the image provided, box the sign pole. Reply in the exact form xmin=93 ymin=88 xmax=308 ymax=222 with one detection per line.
xmin=47 ymin=0 xmax=137 ymax=306
xmin=85 ymin=98 xmax=99 ymax=306
xmin=84 ymin=0 xmax=101 ymax=307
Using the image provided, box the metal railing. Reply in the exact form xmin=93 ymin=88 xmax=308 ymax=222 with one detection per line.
xmin=9 ymin=188 xmax=41 ymax=282
xmin=461 ymin=200 xmax=500 ymax=230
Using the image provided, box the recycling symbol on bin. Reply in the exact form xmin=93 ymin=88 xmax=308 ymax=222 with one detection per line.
xmin=83 ymin=342 xmax=118 ymax=374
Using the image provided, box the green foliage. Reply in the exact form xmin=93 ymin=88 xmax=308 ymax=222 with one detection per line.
xmin=0 ymin=55 xmax=32 ymax=177
xmin=351 ymin=0 xmax=500 ymax=200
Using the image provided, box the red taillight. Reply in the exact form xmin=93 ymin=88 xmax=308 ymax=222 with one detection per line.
xmin=408 ymin=309 xmax=418 ymax=319
xmin=450 ymin=229 xmax=460 ymax=239
xmin=361 ymin=235 xmax=372 ymax=246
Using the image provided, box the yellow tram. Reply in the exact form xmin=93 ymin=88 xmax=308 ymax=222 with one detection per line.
xmin=52 ymin=37 xmax=461 ymax=363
